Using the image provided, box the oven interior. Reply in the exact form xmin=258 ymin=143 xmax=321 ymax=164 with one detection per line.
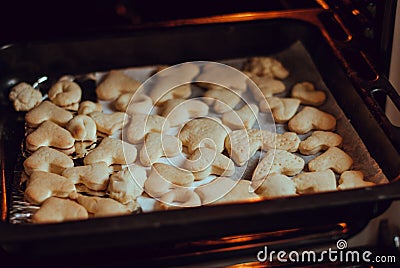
xmin=0 ymin=0 xmax=400 ymax=266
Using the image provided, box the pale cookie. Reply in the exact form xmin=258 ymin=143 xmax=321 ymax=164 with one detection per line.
xmin=48 ymin=80 xmax=82 ymax=107
xmin=76 ymin=194 xmax=136 ymax=218
xmin=254 ymin=173 xmax=297 ymax=198
xmin=179 ymin=117 xmax=229 ymax=153
xmin=293 ymin=169 xmax=337 ymax=194
xmin=140 ymin=132 xmax=182 ymax=167
xmin=246 ymin=73 xmax=286 ymax=100
xmin=308 ymin=147 xmax=353 ymax=174
xmin=261 ymin=97 xmax=300 ymax=123
xmin=338 ymin=171 xmax=375 ymax=190
xmin=299 ymin=131 xmax=343 ymax=155
xmin=78 ymin=101 xmax=102 ymax=115
xmin=23 ymin=146 xmax=74 ymax=176
xmin=149 ymin=63 xmax=199 ymax=104
xmin=225 ymin=129 xmax=263 ymax=166
xmin=221 ymin=104 xmax=259 ymax=130
xmin=126 ymin=113 xmax=170 ymax=144
xmin=162 ymin=98 xmax=209 ymax=127
xmin=89 ymin=111 xmax=125 ymax=136
xmin=9 ymin=82 xmax=42 ymax=111
xmin=25 ymin=100 xmax=73 ymax=128
xmin=76 ymin=184 xmax=107 ymax=197
xmin=203 ymin=87 xmax=242 ymax=113
xmin=32 ymin=197 xmax=88 ymax=224
xmin=252 ymin=149 xmax=305 ymax=183
xmin=288 ymin=106 xmax=336 ymax=134
xmin=184 ymin=147 xmax=235 ymax=180
xmin=62 ymin=162 xmax=112 ymax=191
xmin=195 ymin=178 xmax=260 ymax=205
xmin=291 ymin=82 xmax=326 ymax=106
xmin=84 ymin=137 xmax=137 ymax=166
xmin=108 ymin=166 xmax=147 ymax=204
xmin=25 ymin=171 xmax=77 ymax=205
xmin=26 ymin=120 xmax=75 ymax=153
xmin=115 ymin=93 xmax=153 ymax=115
xmin=66 ymin=115 xmax=97 ymax=142
xmin=225 ymin=129 xmax=300 ymax=166
xmin=144 ymin=163 xmax=195 ymax=198
xmin=156 ymin=188 xmax=201 ymax=210
xmin=243 ymin=57 xmax=289 ymax=79
xmin=96 ymin=70 xmax=141 ymax=101
xmin=196 ymin=63 xmax=248 ymax=93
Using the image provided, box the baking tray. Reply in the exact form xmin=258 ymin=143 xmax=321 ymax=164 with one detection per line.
xmin=1 ymin=8 xmax=400 ymax=261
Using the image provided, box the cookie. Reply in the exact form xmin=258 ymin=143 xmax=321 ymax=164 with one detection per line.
xmin=139 ymin=132 xmax=182 ymax=167
xmin=25 ymin=100 xmax=73 ymax=128
xmin=221 ymin=103 xmax=259 ymax=130
xmin=261 ymin=97 xmax=300 ymax=123
xmin=243 ymin=57 xmax=289 ymax=79
xmin=299 ymin=131 xmax=342 ymax=155
xmin=254 ymin=173 xmax=297 ymax=198
xmin=144 ymin=163 xmax=195 ymax=198
xmin=308 ymin=147 xmax=353 ymax=174
xmin=84 ymin=137 xmax=137 ymax=166
xmin=338 ymin=171 xmax=375 ymax=190
xmin=203 ymin=87 xmax=242 ymax=113
xmin=195 ymin=178 xmax=260 ymax=205
xmin=225 ymin=129 xmax=300 ymax=166
xmin=162 ymin=98 xmax=209 ymax=127
xmin=32 ymin=197 xmax=88 ymax=224
xmin=24 ymin=171 xmax=77 ymax=205
xmin=76 ymin=194 xmax=137 ymax=217
xmin=125 ymin=114 xmax=170 ymax=144
xmin=108 ymin=166 xmax=147 ymax=204
xmin=196 ymin=63 xmax=248 ymax=93
xmin=96 ymin=70 xmax=141 ymax=101
xmin=23 ymin=146 xmax=74 ymax=176
xmin=89 ymin=111 xmax=125 ymax=136
xmin=62 ymin=161 xmax=112 ymax=191
xmin=293 ymin=169 xmax=337 ymax=194
xmin=179 ymin=117 xmax=229 ymax=154
xmin=77 ymin=101 xmax=102 ymax=115
xmin=291 ymin=82 xmax=326 ymax=106
xmin=48 ymin=80 xmax=82 ymax=107
xmin=149 ymin=62 xmax=199 ymax=104
xmin=184 ymin=147 xmax=235 ymax=180
xmin=156 ymin=188 xmax=201 ymax=210
xmin=252 ymin=149 xmax=305 ymax=183
xmin=115 ymin=93 xmax=153 ymax=115
xmin=26 ymin=120 xmax=75 ymax=154
xmin=9 ymin=82 xmax=42 ymax=111
xmin=66 ymin=115 xmax=97 ymax=142
xmin=247 ymin=73 xmax=286 ymax=100
xmin=288 ymin=106 xmax=336 ymax=134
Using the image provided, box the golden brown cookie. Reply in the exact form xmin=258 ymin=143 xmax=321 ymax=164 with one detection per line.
xmin=9 ymin=82 xmax=43 ymax=111
xmin=96 ymin=70 xmax=141 ymax=101
xmin=288 ymin=106 xmax=336 ymax=134
xmin=32 ymin=197 xmax=88 ymax=224
xmin=25 ymin=100 xmax=73 ymax=128
xmin=23 ymin=146 xmax=74 ymax=176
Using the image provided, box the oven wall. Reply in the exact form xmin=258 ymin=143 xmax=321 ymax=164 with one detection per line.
xmin=386 ymin=0 xmax=400 ymax=126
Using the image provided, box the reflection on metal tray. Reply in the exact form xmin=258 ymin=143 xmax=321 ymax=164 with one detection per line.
xmin=0 ymin=9 xmax=400 ymax=258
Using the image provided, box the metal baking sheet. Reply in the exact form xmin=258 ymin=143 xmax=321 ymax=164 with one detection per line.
xmin=7 ymin=41 xmax=388 ymax=224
